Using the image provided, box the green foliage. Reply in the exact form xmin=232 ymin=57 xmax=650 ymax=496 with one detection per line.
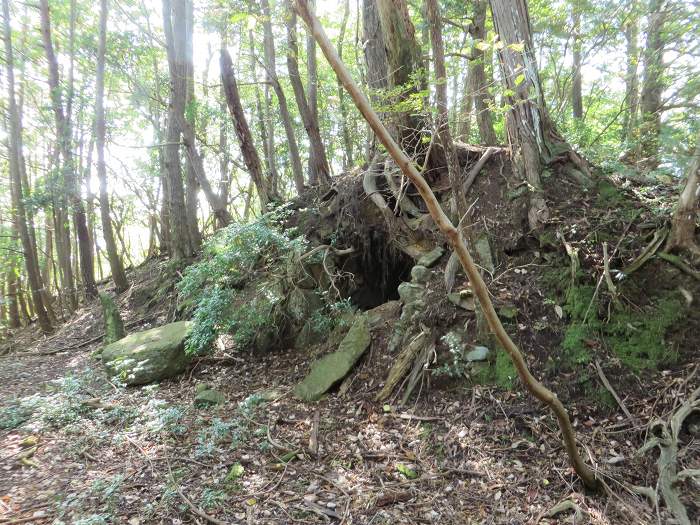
xmin=309 ymin=298 xmax=356 ymax=338
xmin=178 ymin=208 xmax=307 ymax=355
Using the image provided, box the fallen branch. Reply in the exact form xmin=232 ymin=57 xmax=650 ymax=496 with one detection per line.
xmin=463 ymin=146 xmax=497 ymax=195
xmin=594 ymin=360 xmax=635 ymax=421
xmin=296 ymin=0 xmax=599 ymax=490
xmin=177 ymin=488 xmax=230 ymax=525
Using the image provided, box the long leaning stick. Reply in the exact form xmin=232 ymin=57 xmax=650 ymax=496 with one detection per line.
xmin=294 ymin=0 xmax=599 ymax=490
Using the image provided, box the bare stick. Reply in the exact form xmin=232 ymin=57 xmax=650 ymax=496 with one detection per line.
xmin=594 ymin=360 xmax=634 ymax=421
xmin=295 ymin=0 xmax=598 ymax=490
xmin=177 ymin=488 xmax=230 ymax=525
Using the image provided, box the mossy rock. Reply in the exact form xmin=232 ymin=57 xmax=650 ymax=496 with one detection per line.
xmin=195 ymin=388 xmax=226 ymax=408
xmin=102 ymin=321 xmax=192 ymax=385
xmin=99 ymin=293 xmax=125 ymax=345
xmin=294 ymin=314 xmax=371 ymax=401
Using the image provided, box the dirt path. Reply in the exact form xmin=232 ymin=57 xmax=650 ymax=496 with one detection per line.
xmin=1 ymin=317 xmax=697 ymax=524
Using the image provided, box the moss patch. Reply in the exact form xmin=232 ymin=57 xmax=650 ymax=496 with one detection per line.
xmin=559 ymin=283 xmax=682 ymax=372
xmin=604 ymin=296 xmax=682 ymax=371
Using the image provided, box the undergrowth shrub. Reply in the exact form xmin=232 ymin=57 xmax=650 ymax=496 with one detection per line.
xmin=178 ymin=206 xmax=307 ymax=355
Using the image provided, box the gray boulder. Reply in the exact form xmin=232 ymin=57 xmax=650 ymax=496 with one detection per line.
xmin=101 ymin=321 xmax=192 ymax=385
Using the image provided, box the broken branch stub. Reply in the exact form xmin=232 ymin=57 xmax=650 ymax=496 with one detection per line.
xmin=295 ymin=0 xmax=599 ymax=491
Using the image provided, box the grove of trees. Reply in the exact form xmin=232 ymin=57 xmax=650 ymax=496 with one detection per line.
xmin=0 ymin=0 xmax=697 ymax=339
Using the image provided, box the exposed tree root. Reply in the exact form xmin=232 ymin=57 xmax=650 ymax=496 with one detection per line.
xmin=657 ymin=252 xmax=700 ymax=281
xmin=637 ymin=387 xmax=700 ymax=525
xmin=376 ymin=329 xmax=429 ymax=402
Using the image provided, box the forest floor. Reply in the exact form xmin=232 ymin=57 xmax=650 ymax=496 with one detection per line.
xmin=0 ymin=259 xmax=697 ymax=525
xmin=2 ymin=161 xmax=700 ymax=525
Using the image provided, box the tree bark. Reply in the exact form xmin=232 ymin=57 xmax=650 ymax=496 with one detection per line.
xmin=571 ymin=2 xmax=583 ymax=119
xmin=4 ymin=0 xmax=52 ymax=333
xmin=489 ymin=0 xmax=577 ymax=229
xmin=184 ymin=0 xmax=201 ymax=249
xmin=162 ymin=0 xmax=197 ymax=260
xmin=638 ymin=0 xmax=667 ymax=167
xmin=666 ymin=133 xmax=700 ymax=254
xmin=285 ymin=1 xmax=332 ymax=188
xmin=39 ymin=0 xmax=97 ymax=300
xmin=6 ymin=267 xmax=21 ymax=329
xmin=362 ymin=0 xmax=389 ymax=155
xmin=95 ymin=0 xmax=129 ymax=293
xmin=425 ymin=0 xmax=465 ymax=218
xmin=375 ymin=0 xmax=424 ymax=152
xmin=296 ymin=0 xmax=600 ymax=490
xmin=622 ymin=7 xmax=640 ymax=144
xmin=259 ymin=0 xmax=305 ymax=194
xmin=337 ymin=0 xmax=354 ymax=169
xmin=220 ymin=48 xmax=271 ymax=211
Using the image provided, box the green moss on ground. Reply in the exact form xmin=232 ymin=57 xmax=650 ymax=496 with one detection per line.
xmin=558 ymin=282 xmax=682 ymax=372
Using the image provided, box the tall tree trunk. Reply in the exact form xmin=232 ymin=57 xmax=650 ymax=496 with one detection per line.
xmin=489 ymin=0 xmax=583 ymax=229
xmin=571 ymin=1 xmax=583 ymax=119
xmin=220 ymin=49 xmax=271 ymax=211
xmin=458 ymin=70 xmax=473 ymax=141
xmin=184 ymin=0 xmax=202 ymax=248
xmin=337 ymin=0 xmax=354 ymax=169
xmin=250 ymin=29 xmax=275 ymax=194
xmin=162 ymin=0 xmax=196 ymax=260
xmin=362 ymin=0 xmax=389 ymax=155
xmin=6 ymin=267 xmax=21 ymax=329
xmin=260 ymin=0 xmax=305 ymax=193
xmin=3 ymin=0 xmax=52 ymax=333
xmin=469 ymin=0 xmax=497 ymax=145
xmin=285 ymin=1 xmax=332 ymax=188
xmin=219 ymin=27 xmax=232 ymax=217
xmin=425 ymin=0 xmax=465 ymax=218
xmin=39 ymin=0 xmax=97 ymax=300
xmin=622 ymin=7 xmax=640 ymax=143
xmin=638 ymin=0 xmax=667 ymax=168
xmin=666 ymin=133 xmax=700 ymax=254
xmin=375 ymin=0 xmax=424 ymax=153
xmin=53 ymin=204 xmax=76 ymax=311
xmin=95 ymin=0 xmax=129 ymax=293
xmin=17 ymin=280 xmax=31 ymax=326
xmin=306 ymin=0 xmax=320 ymax=182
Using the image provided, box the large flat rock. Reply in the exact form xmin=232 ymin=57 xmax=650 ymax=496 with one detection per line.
xmin=101 ymin=321 xmax=192 ymax=385
xmin=294 ymin=315 xmax=371 ymax=402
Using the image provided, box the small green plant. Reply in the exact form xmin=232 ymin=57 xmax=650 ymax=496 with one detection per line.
xmin=0 ymin=402 xmax=34 ymax=430
xmin=200 ymin=488 xmax=228 ymax=510
xmin=90 ymin=474 xmax=124 ymax=510
xmin=309 ymin=298 xmax=356 ymax=337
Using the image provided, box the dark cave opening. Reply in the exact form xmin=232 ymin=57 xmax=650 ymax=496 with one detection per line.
xmin=342 ymin=230 xmax=414 ymax=310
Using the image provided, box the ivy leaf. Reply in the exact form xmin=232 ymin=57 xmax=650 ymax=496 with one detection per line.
xmin=514 ymin=73 xmax=526 ymax=86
